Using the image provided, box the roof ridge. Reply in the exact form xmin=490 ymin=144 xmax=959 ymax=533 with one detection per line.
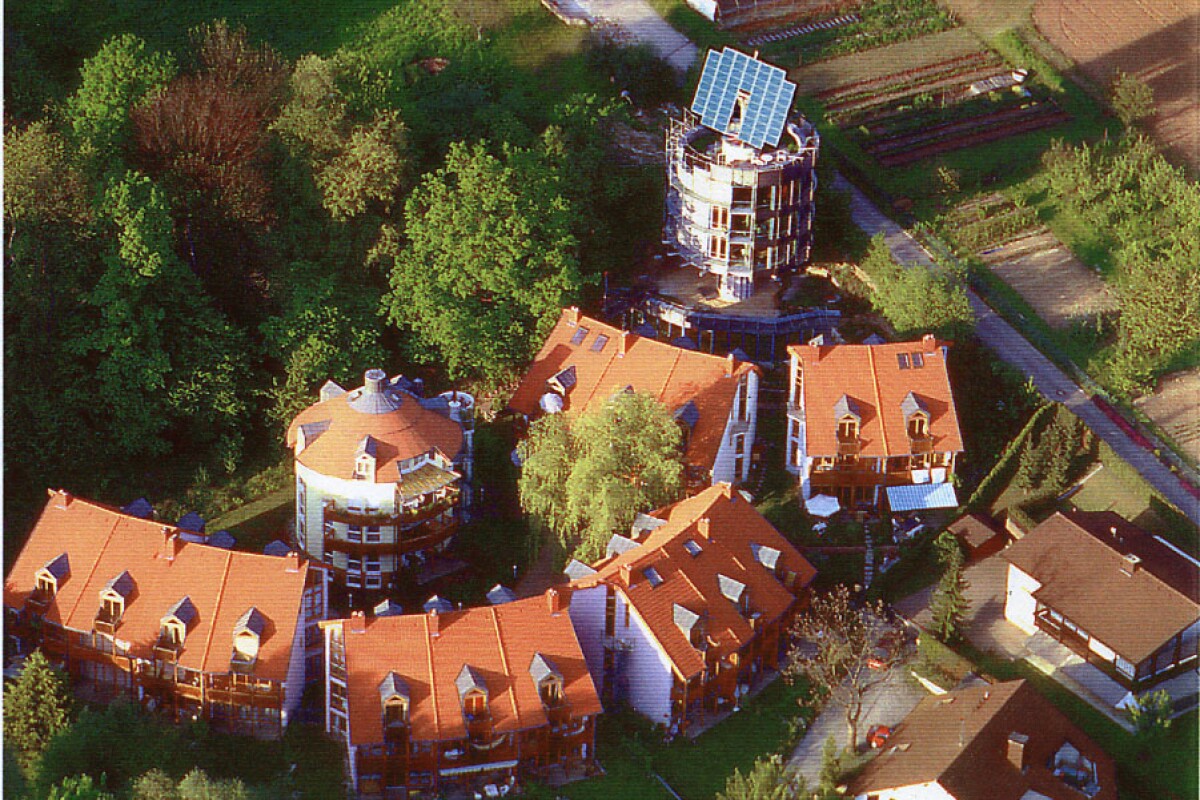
xmin=424 ymin=614 xmax=441 ymax=737
xmin=199 ymin=551 xmax=235 ymax=675
xmin=656 ymin=348 xmax=686 ymax=406
xmin=490 ymin=607 xmax=520 ymax=726
xmin=64 ymin=513 xmax=123 ymax=624
xmin=867 ymin=345 xmax=890 ymax=456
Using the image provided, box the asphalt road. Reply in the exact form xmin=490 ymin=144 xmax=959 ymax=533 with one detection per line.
xmin=832 ymin=175 xmax=1200 ymax=529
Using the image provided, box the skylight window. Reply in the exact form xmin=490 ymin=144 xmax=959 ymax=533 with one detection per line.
xmin=897 ymin=353 xmax=910 ymax=370
xmin=643 ymin=567 xmax=664 ymax=587
xmin=683 ymin=539 xmax=702 ymax=557
xmin=570 ymin=327 xmax=589 ymax=346
xmin=591 ymin=334 xmax=609 ymax=353
xmin=911 ymin=352 xmax=924 ymax=368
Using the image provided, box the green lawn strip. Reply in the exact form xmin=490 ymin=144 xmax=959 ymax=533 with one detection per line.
xmin=955 ymin=642 xmax=1197 ymax=800
xmin=211 ymin=488 xmax=295 ymax=554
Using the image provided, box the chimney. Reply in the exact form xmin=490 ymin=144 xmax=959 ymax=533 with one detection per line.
xmin=619 ymin=330 xmax=631 ymax=357
xmin=161 ymin=531 xmax=181 ymax=562
xmin=567 ymin=307 xmax=580 ymax=327
xmin=808 ymin=338 xmax=822 ymax=362
xmin=428 ymin=608 xmax=440 ymax=637
xmin=698 ymin=517 xmax=712 ymax=540
xmin=285 ymin=551 xmax=301 ymax=572
xmin=922 ymin=333 xmax=937 ymax=353
xmin=619 ymin=564 xmax=634 ymax=588
xmin=726 ymin=353 xmax=735 ymax=378
xmin=546 ymin=588 xmax=563 ymax=615
xmin=1006 ymin=733 xmax=1029 ymax=770
xmin=54 ymin=490 xmax=73 ymax=509
xmin=363 ymin=368 xmax=387 ymax=395
xmin=1121 ymin=553 xmax=1141 ymax=576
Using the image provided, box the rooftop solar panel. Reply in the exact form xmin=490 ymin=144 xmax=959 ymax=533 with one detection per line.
xmin=690 ymin=48 xmax=796 ymax=149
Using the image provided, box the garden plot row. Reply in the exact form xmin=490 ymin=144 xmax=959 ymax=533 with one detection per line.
xmin=815 ymin=50 xmax=1000 ymax=108
xmin=762 ymin=0 xmax=956 ymax=66
xmin=830 ymin=65 xmax=1015 ymax=126
xmin=873 ymin=102 xmax=1071 ymax=167
xmin=744 ymin=14 xmax=859 ymax=47
xmin=941 ymin=195 xmax=1047 ymax=255
xmin=852 ymin=82 xmax=1036 ymax=138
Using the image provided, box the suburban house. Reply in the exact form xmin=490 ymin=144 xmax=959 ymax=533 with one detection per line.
xmin=785 ymin=336 xmax=963 ymax=511
xmin=565 ymin=484 xmax=817 ymax=733
xmin=510 ymin=308 xmax=762 ymax=489
xmin=288 ymin=369 xmax=474 ymax=606
xmin=321 ymin=590 xmax=601 ymax=798
xmin=1003 ymin=511 xmax=1200 ymax=694
xmin=848 ymin=679 xmax=1117 ymax=800
xmin=3 ymin=490 xmax=325 ymax=739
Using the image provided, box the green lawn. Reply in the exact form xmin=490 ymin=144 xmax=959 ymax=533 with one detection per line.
xmin=645 ymin=0 xmax=736 ymax=53
xmin=216 ymin=488 xmax=295 ymax=554
xmin=564 ymin=677 xmax=811 ymax=800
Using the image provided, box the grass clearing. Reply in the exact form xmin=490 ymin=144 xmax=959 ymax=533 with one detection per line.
xmin=218 ymin=489 xmax=295 ymax=554
xmin=646 ymin=0 xmax=737 ymax=53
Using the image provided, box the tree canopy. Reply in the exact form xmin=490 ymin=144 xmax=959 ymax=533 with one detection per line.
xmin=518 ymin=391 xmax=686 ymax=562
xmin=784 ymin=585 xmax=908 ymax=748
xmin=858 ymin=235 xmax=974 ymax=339
xmin=717 ymin=754 xmax=807 ymax=800
xmin=383 ymin=139 xmax=585 ymax=383
xmin=3 ymin=651 xmax=74 ymax=772
xmin=928 ymin=531 xmax=970 ymax=642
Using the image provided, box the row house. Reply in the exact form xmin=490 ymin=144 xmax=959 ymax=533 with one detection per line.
xmin=849 ymin=680 xmax=1116 ymax=800
xmin=3 ymin=490 xmax=324 ymax=738
xmin=289 ymin=369 xmax=474 ymax=607
xmin=510 ymin=308 xmax=761 ymax=490
xmin=1004 ymin=511 xmax=1199 ymax=698
xmin=786 ymin=336 xmax=964 ymax=511
xmin=321 ymin=590 xmax=600 ymax=798
xmin=566 ymin=484 xmax=816 ymax=734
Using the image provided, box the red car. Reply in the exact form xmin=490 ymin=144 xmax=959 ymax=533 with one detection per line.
xmin=867 ymin=725 xmax=892 ymax=748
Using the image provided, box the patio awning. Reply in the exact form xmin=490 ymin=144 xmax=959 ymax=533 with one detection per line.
xmin=805 ymin=494 xmax=841 ymax=518
xmin=439 ymin=759 xmax=519 ymax=777
xmin=886 ymin=483 xmax=958 ymax=512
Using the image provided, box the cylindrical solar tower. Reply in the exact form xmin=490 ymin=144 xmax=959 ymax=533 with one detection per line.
xmin=665 ymin=48 xmax=820 ymax=302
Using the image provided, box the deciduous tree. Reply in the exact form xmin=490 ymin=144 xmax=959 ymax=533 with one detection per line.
xmin=784 ymin=585 xmax=907 ymax=749
xmin=383 ymin=140 xmax=584 ymax=382
xmin=1109 ymin=71 xmax=1155 ymax=127
xmin=518 ymin=391 xmax=685 ymax=562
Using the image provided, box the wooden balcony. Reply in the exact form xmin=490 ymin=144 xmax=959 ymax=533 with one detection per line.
xmin=207 ymin=675 xmax=282 ymax=707
xmin=323 ymin=490 xmax=460 ymax=527
xmin=323 ymin=518 xmax=457 ymax=557
xmin=837 ymin=439 xmax=860 ymax=457
xmin=908 ymin=436 xmax=933 ymax=454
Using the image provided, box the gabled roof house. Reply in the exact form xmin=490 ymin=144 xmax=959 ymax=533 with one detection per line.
xmin=511 ymin=308 xmax=762 ymax=489
xmin=566 ymin=484 xmax=816 ymax=733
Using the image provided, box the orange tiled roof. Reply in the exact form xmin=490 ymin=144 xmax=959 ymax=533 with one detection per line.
xmin=849 ymin=680 xmax=1117 ymax=800
xmin=339 ymin=592 xmax=602 ymax=746
xmin=789 ymin=338 xmax=963 ymax=458
xmin=3 ymin=491 xmax=308 ymax=683
xmin=572 ymin=484 xmax=817 ymax=679
xmin=509 ymin=309 xmax=761 ymax=472
xmin=286 ymin=375 xmax=464 ymax=482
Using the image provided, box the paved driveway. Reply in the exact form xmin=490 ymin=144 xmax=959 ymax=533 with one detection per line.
xmin=832 ymin=174 xmax=1200 ymax=529
xmin=587 ymin=0 xmax=700 ymax=72
xmin=787 ymin=667 xmax=926 ymax=783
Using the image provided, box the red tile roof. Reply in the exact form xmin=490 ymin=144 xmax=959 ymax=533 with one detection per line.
xmin=4 ymin=491 xmax=308 ymax=683
xmin=286 ymin=376 xmax=463 ymax=482
xmin=572 ymin=484 xmax=816 ymax=679
xmin=509 ymin=309 xmax=760 ymax=472
xmin=338 ymin=592 xmax=601 ymax=746
xmin=850 ymin=680 xmax=1117 ymax=800
xmin=789 ymin=338 xmax=963 ymax=458
xmin=1003 ymin=511 xmax=1200 ymax=664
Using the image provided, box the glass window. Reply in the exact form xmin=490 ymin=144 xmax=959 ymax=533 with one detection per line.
xmin=366 ymin=526 xmax=382 ymax=543
xmin=347 ymin=525 xmax=362 ymax=542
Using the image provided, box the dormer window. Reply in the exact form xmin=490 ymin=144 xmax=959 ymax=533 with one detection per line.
xmin=232 ymin=607 xmax=267 ymax=673
xmin=901 ymin=391 xmax=931 ymax=443
xmin=379 ymin=672 xmax=411 ymax=729
xmin=908 ymin=415 xmax=928 ymax=439
xmin=157 ymin=597 xmax=197 ymax=656
xmin=530 ymin=653 xmax=564 ymax=708
xmin=674 ymin=604 xmax=706 ymax=650
xmin=838 ymin=418 xmax=858 ymax=440
xmin=834 ymin=394 xmax=861 ymax=445
xmin=456 ymin=665 xmax=489 ymax=720
xmin=30 ymin=554 xmax=69 ymax=609
xmin=354 ymin=436 xmax=379 ymax=481
xmin=95 ymin=571 xmax=134 ymax=632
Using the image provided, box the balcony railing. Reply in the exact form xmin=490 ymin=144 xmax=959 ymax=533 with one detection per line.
xmin=908 ymin=436 xmax=933 ymax=454
xmin=837 ymin=439 xmax=860 ymax=457
xmin=323 ymin=489 xmax=460 ymax=528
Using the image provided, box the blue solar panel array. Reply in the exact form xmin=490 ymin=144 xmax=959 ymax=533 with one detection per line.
xmin=690 ymin=48 xmax=797 ymax=149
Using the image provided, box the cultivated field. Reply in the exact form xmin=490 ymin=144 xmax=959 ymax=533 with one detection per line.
xmin=984 ymin=233 xmax=1116 ymax=330
xmin=1134 ymin=368 xmax=1200 ymax=464
xmin=1033 ymin=0 xmax=1200 ymax=170
xmin=790 ymin=27 xmax=983 ymax=94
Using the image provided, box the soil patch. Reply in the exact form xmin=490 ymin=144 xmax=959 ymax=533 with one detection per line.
xmin=984 ymin=231 xmax=1116 ymax=330
xmin=1032 ymin=0 xmax=1199 ymax=171
xmin=790 ymin=27 xmax=985 ymax=94
xmin=1134 ymin=368 xmax=1200 ymax=464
